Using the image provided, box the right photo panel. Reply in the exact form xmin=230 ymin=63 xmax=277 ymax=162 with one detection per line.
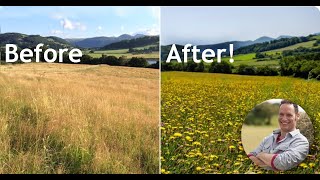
xmin=160 ymin=6 xmax=320 ymax=174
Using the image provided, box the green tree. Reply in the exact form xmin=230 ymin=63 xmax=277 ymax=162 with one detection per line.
xmin=195 ymin=61 xmax=205 ymax=72
xmin=128 ymin=57 xmax=148 ymax=67
xmin=209 ymin=61 xmax=233 ymax=74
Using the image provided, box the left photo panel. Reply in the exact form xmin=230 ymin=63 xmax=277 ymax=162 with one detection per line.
xmin=0 ymin=6 xmax=160 ymax=174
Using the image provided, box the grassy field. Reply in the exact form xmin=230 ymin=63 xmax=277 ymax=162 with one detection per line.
xmin=220 ymin=53 xmax=279 ymax=67
xmin=232 ymin=59 xmax=279 ymax=67
xmin=0 ymin=63 xmax=159 ymax=174
xmin=85 ymin=49 xmax=159 ymax=59
xmin=219 ymin=36 xmax=320 ymax=67
xmin=266 ymin=40 xmax=318 ymax=55
xmin=161 ymin=71 xmax=320 ymax=174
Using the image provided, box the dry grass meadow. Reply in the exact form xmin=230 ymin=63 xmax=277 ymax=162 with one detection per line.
xmin=0 ymin=63 xmax=159 ymax=174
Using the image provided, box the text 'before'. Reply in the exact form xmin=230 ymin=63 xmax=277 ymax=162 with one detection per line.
xmin=3 ymin=44 xmax=82 ymax=63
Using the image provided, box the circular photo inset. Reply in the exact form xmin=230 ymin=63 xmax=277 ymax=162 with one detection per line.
xmin=241 ymin=99 xmax=314 ymax=171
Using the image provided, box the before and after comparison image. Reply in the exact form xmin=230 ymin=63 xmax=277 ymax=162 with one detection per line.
xmin=0 ymin=6 xmax=320 ymax=174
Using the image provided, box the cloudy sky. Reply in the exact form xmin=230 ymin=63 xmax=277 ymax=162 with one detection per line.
xmin=161 ymin=6 xmax=320 ymax=45
xmin=0 ymin=6 xmax=160 ymax=38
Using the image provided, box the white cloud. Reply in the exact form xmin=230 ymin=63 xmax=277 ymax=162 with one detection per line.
xmin=144 ymin=28 xmax=159 ymax=36
xmin=0 ymin=6 xmax=3 ymax=10
xmin=97 ymin=26 xmax=102 ymax=31
xmin=60 ymin=18 xmax=74 ymax=30
xmin=51 ymin=30 xmax=63 ymax=35
xmin=134 ymin=27 xmax=159 ymax=36
xmin=134 ymin=23 xmax=159 ymax=36
xmin=121 ymin=25 xmax=125 ymax=32
xmin=316 ymin=6 xmax=320 ymax=12
xmin=60 ymin=18 xmax=86 ymax=31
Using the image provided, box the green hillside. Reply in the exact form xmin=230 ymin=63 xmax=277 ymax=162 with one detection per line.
xmin=0 ymin=33 xmax=72 ymax=50
xmin=85 ymin=44 xmax=159 ymax=59
xmin=162 ymin=34 xmax=320 ymax=79
xmin=87 ymin=49 xmax=159 ymax=59
xmin=267 ymin=39 xmax=319 ymax=54
xmin=225 ymin=35 xmax=320 ymax=67
xmin=101 ymin=36 xmax=159 ymax=50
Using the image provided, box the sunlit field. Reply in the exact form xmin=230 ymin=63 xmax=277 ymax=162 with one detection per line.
xmin=161 ymin=71 xmax=320 ymax=174
xmin=86 ymin=49 xmax=159 ymax=59
xmin=0 ymin=63 xmax=159 ymax=174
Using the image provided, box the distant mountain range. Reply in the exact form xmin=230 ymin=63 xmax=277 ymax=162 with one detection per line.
xmin=196 ymin=35 xmax=295 ymax=53
xmin=66 ymin=34 xmax=145 ymax=49
xmin=0 ymin=33 xmax=153 ymax=50
xmin=160 ymin=34 xmax=320 ymax=60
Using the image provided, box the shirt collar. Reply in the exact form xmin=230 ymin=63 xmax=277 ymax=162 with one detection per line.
xmin=273 ymin=129 xmax=281 ymax=134
xmin=289 ymin=129 xmax=300 ymax=137
xmin=273 ymin=128 xmax=300 ymax=137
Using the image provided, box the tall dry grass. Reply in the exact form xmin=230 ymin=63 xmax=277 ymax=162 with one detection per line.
xmin=0 ymin=63 xmax=159 ymax=174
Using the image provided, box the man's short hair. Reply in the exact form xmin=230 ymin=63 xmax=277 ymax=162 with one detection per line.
xmin=280 ymin=99 xmax=299 ymax=113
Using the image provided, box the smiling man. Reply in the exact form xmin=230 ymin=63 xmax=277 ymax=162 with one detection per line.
xmin=247 ymin=99 xmax=309 ymax=171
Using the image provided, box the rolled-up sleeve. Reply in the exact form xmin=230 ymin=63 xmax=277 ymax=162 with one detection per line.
xmin=272 ymin=137 xmax=309 ymax=171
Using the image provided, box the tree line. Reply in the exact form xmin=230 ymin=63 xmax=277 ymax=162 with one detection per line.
xmin=128 ymin=45 xmax=159 ymax=54
xmin=162 ymin=48 xmax=320 ymax=80
xmin=161 ymin=61 xmax=279 ymax=76
xmin=235 ymin=36 xmax=311 ymax=54
xmin=0 ymin=49 xmax=159 ymax=69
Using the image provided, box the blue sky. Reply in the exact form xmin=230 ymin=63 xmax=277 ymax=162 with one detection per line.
xmin=0 ymin=6 xmax=159 ymax=39
xmin=161 ymin=7 xmax=320 ymax=45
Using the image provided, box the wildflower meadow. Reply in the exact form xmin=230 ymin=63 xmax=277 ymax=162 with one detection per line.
xmin=161 ymin=71 xmax=320 ymax=174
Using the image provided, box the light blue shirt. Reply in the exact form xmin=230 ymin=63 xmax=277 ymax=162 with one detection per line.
xmin=250 ymin=129 xmax=309 ymax=171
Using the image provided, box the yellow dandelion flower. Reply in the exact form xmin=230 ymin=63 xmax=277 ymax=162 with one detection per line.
xmin=174 ymin=133 xmax=182 ymax=137
xmin=161 ymin=169 xmax=166 ymax=173
xmin=299 ymin=163 xmax=308 ymax=169
xmin=234 ymin=162 xmax=241 ymax=166
xmin=193 ymin=141 xmax=201 ymax=146
xmin=185 ymin=136 xmax=193 ymax=141
xmin=309 ymin=163 xmax=315 ymax=168
xmin=210 ymin=155 xmax=218 ymax=159
xmin=213 ymin=163 xmax=220 ymax=167
xmin=229 ymin=145 xmax=236 ymax=150
xmin=196 ymin=167 xmax=202 ymax=171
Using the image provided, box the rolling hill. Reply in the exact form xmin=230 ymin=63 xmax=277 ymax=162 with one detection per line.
xmin=225 ymin=34 xmax=320 ymax=67
xmin=161 ymin=36 xmax=278 ymax=61
xmin=161 ymin=33 xmax=320 ymax=69
xmin=66 ymin=34 xmax=145 ymax=49
xmin=0 ymin=33 xmax=72 ymax=49
xmin=101 ymin=35 xmax=159 ymax=50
